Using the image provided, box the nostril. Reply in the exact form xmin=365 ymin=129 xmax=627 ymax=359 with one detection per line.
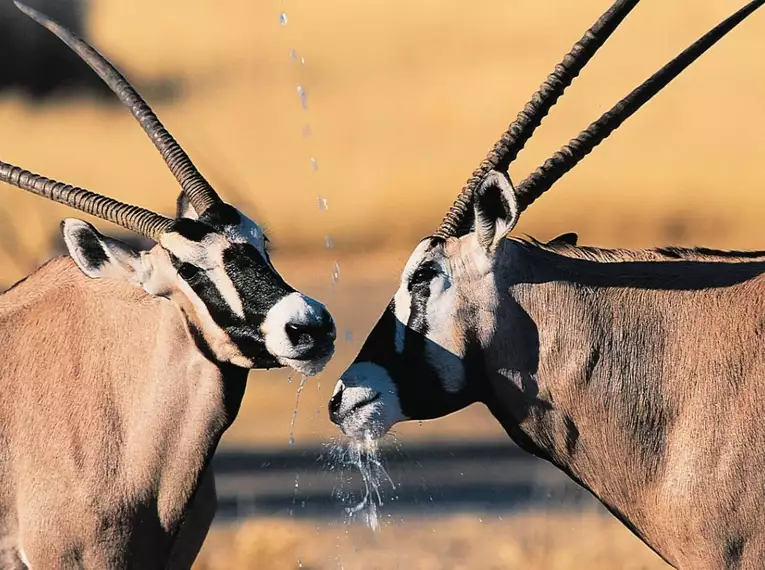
xmin=285 ymin=316 xmax=336 ymax=348
xmin=322 ymin=310 xmax=337 ymax=340
xmin=328 ymin=388 xmax=344 ymax=421
xmin=285 ymin=322 xmax=308 ymax=347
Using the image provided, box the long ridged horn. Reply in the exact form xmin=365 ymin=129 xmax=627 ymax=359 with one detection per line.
xmin=14 ymin=1 xmax=221 ymax=215
xmin=435 ymin=0 xmax=640 ymax=239
xmin=515 ymin=0 xmax=765 ymax=211
xmin=0 ymin=161 xmax=174 ymax=240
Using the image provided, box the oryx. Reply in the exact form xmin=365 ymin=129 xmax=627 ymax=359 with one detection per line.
xmin=329 ymin=1 xmax=765 ymax=568
xmin=0 ymin=3 xmax=335 ymax=569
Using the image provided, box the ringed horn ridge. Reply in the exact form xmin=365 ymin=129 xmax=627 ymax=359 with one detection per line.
xmin=0 ymin=1 xmax=224 ymax=241
xmin=435 ymin=0 xmax=641 ymax=239
xmin=514 ymin=0 xmax=765 ymax=209
xmin=436 ymin=0 xmax=765 ymax=238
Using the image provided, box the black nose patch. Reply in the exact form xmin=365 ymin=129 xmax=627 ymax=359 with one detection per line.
xmin=285 ymin=309 xmax=336 ymax=360
xmin=328 ymin=386 xmax=344 ymax=424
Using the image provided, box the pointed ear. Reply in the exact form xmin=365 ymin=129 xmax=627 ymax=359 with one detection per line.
xmin=176 ymin=192 xmax=199 ymax=220
xmin=474 ymin=170 xmax=520 ymax=252
xmin=61 ymin=219 xmax=150 ymax=285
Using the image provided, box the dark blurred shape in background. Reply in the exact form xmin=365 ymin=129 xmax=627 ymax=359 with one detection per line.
xmin=0 ymin=0 xmax=113 ymax=99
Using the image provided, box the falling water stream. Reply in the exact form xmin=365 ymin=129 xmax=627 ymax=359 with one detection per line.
xmin=275 ymin=7 xmax=398 ymax=569
xmin=325 ymin=438 xmax=397 ymax=532
xmin=288 ymin=374 xmax=308 ymax=446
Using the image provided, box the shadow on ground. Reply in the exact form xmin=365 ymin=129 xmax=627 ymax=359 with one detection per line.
xmin=212 ymin=441 xmax=600 ymax=522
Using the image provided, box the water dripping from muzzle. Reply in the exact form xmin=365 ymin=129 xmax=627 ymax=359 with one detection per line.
xmin=288 ymin=374 xmax=308 ymax=445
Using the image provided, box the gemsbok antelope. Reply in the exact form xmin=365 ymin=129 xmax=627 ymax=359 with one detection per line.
xmin=329 ymin=1 xmax=765 ymax=568
xmin=0 ymin=3 xmax=335 ymax=569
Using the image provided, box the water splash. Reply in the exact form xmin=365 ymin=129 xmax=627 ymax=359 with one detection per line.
xmin=289 ymin=374 xmax=308 ymax=445
xmin=279 ymin=12 xmax=288 ymax=25
xmin=297 ymin=85 xmax=308 ymax=109
xmin=325 ymin=438 xmax=396 ymax=532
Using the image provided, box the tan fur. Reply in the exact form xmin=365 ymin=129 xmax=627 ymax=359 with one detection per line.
xmin=479 ymin=238 xmax=765 ymax=569
xmin=0 ymin=257 xmax=246 ymax=569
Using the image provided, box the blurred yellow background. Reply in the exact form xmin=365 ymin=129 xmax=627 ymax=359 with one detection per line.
xmin=2 ymin=0 xmax=762 ymax=567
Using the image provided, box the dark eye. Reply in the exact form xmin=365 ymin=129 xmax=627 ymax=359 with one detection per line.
xmin=408 ymin=263 xmax=439 ymax=291
xmin=178 ymin=263 xmax=201 ymax=281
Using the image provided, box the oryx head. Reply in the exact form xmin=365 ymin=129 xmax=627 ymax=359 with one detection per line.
xmin=2 ymin=3 xmax=335 ymax=374
xmin=329 ymin=0 xmax=765 ymax=439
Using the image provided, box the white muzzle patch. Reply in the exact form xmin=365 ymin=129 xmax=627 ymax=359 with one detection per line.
xmin=261 ymin=292 xmax=333 ymax=375
xmin=332 ymin=362 xmax=406 ymax=440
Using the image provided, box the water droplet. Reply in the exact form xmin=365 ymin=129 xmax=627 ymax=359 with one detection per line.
xmin=279 ymin=12 xmax=288 ymax=25
xmin=300 ymin=56 xmax=306 ymax=67
xmin=297 ymin=85 xmax=308 ymax=109
xmin=317 ymin=196 xmax=328 ymax=211
xmin=289 ymin=375 xmax=308 ymax=445
xmin=289 ymin=48 xmax=297 ymax=61
xmin=310 ymin=157 xmax=319 ymax=171
xmin=478 ymin=517 xmax=484 ymax=523
xmin=325 ymin=235 xmax=334 ymax=250
xmin=302 ymin=124 xmax=312 ymax=138
xmin=297 ymin=559 xmax=303 ymax=568
xmin=418 ymin=420 xmax=423 ymax=427
xmin=331 ymin=262 xmax=340 ymax=284
xmin=344 ymin=329 xmax=353 ymax=343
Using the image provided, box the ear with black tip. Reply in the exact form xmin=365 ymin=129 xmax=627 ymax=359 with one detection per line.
xmin=61 ymin=219 xmax=150 ymax=284
xmin=176 ymin=192 xmax=199 ymax=220
xmin=549 ymin=232 xmax=579 ymax=246
xmin=474 ymin=170 xmax=520 ymax=252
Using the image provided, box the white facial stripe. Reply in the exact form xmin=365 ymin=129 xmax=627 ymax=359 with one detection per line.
xmin=335 ymin=362 xmax=407 ymax=440
xmin=393 ymin=290 xmax=411 ymax=354
xmin=424 ymin=271 xmax=465 ymax=393
xmin=161 ymin=231 xmax=246 ymax=318
xmin=392 ymin=240 xmax=433 ymax=354
xmin=159 ymin=232 xmax=215 ymax=266
xmin=208 ymin=265 xmax=245 ymax=319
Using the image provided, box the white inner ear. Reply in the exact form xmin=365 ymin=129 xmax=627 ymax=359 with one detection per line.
xmin=62 ymin=218 xmax=149 ymax=285
xmin=474 ymin=170 xmax=520 ymax=251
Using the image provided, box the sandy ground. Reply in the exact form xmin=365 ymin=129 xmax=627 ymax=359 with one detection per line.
xmin=194 ymin=512 xmax=670 ymax=570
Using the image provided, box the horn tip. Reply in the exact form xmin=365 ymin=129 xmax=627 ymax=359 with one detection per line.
xmin=14 ymin=1 xmax=46 ymax=25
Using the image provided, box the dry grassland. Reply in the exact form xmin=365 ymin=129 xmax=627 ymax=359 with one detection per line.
xmin=194 ymin=512 xmax=670 ymax=570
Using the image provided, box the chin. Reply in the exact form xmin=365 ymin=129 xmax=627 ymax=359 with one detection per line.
xmin=277 ymin=352 xmax=334 ymax=376
xmin=338 ymin=404 xmax=396 ymax=442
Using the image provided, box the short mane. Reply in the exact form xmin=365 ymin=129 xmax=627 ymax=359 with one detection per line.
xmin=511 ymin=236 xmax=765 ymax=263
